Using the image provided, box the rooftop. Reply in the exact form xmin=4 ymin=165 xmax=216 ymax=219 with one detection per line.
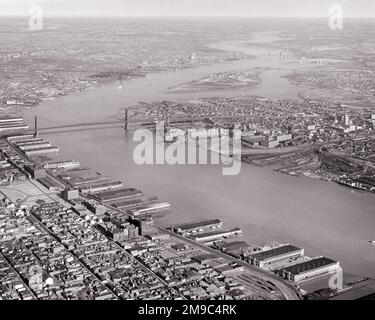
xmin=280 ymin=257 xmax=338 ymax=276
xmin=250 ymin=244 xmax=302 ymax=262
xmin=174 ymin=219 xmax=222 ymax=231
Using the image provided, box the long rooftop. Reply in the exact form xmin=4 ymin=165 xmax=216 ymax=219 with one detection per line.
xmin=174 ymin=219 xmax=222 ymax=231
xmin=280 ymin=257 xmax=338 ymax=276
xmin=250 ymin=244 xmax=302 ymax=262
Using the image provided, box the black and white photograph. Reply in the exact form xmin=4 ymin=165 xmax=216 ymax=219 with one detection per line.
xmin=0 ymin=0 xmax=374 ymax=309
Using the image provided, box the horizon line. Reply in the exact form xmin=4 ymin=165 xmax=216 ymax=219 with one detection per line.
xmin=1 ymin=14 xmax=375 ymax=19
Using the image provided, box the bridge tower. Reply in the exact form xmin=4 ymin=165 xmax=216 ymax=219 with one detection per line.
xmin=124 ymin=109 xmax=129 ymax=131
xmin=34 ymin=116 xmax=38 ymax=138
xmin=165 ymin=115 xmax=170 ymax=128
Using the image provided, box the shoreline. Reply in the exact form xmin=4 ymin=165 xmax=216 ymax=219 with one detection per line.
xmin=6 ymin=31 xmax=287 ymax=115
xmin=16 ymin=30 xmax=373 ymax=196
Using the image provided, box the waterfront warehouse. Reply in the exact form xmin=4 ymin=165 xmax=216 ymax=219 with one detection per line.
xmin=95 ymin=188 xmax=144 ymax=203
xmin=189 ymin=227 xmax=242 ymax=243
xmin=277 ymin=256 xmax=341 ymax=283
xmin=248 ymin=244 xmax=304 ymax=270
xmin=172 ymin=219 xmax=223 ymax=235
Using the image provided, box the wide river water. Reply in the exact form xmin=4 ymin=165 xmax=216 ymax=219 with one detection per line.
xmin=23 ymin=32 xmax=375 ymax=279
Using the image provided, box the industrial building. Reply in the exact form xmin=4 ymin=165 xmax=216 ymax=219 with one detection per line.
xmin=217 ymin=241 xmax=250 ymax=253
xmin=9 ymin=135 xmax=59 ymax=156
xmin=111 ymin=196 xmax=161 ymax=211
xmin=62 ymin=188 xmax=80 ymax=201
xmin=277 ymin=256 xmax=341 ymax=283
xmin=0 ymin=124 xmax=28 ymax=133
xmin=24 ymin=165 xmax=46 ymax=179
xmin=97 ymin=220 xmax=139 ymax=242
xmin=215 ymin=241 xmax=251 ymax=258
xmin=7 ymin=134 xmax=34 ymax=142
xmin=128 ymin=202 xmax=171 ymax=218
xmin=172 ymin=219 xmax=223 ymax=235
xmin=189 ymin=227 xmax=242 ymax=243
xmin=18 ymin=142 xmax=52 ymax=151
xmin=95 ymin=188 xmax=144 ymax=203
xmin=0 ymin=116 xmax=28 ymax=134
xmin=193 ymin=253 xmax=217 ymax=264
xmin=8 ymin=134 xmax=59 ymax=157
xmin=79 ymin=181 xmax=124 ymax=194
xmin=248 ymin=244 xmax=304 ymax=270
xmin=13 ymin=138 xmax=45 ymax=145
xmin=38 ymin=177 xmax=61 ymax=192
xmin=0 ymin=116 xmax=24 ymax=123
xmin=62 ymin=170 xmax=109 ymax=187
xmin=112 ymin=198 xmax=144 ymax=209
xmin=24 ymin=146 xmax=59 ymax=156
xmin=44 ymin=160 xmax=80 ymax=171
xmin=132 ymin=218 xmax=155 ymax=236
xmin=84 ymin=200 xmax=107 ymax=216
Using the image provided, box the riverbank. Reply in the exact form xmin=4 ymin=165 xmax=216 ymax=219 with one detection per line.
xmin=20 ymin=30 xmax=375 ymax=279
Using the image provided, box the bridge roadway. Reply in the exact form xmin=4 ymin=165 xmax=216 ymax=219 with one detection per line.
xmin=34 ymin=115 xmax=243 ymax=132
xmin=37 ymin=121 xmax=124 ymax=132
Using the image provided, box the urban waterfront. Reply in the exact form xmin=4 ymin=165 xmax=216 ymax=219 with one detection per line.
xmin=18 ymin=34 xmax=375 ymax=279
xmin=2 ymin=9 xmax=375 ymax=303
xmin=43 ymin=126 xmax=375 ymax=279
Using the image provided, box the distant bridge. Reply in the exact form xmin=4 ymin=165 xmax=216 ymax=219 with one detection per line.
xmin=37 ymin=119 xmax=197 ymax=132
xmin=34 ymin=114 xmax=240 ymax=133
xmin=38 ymin=121 xmax=124 ymax=131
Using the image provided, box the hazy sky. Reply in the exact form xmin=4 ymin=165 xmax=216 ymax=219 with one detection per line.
xmin=1 ymin=0 xmax=375 ymax=17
